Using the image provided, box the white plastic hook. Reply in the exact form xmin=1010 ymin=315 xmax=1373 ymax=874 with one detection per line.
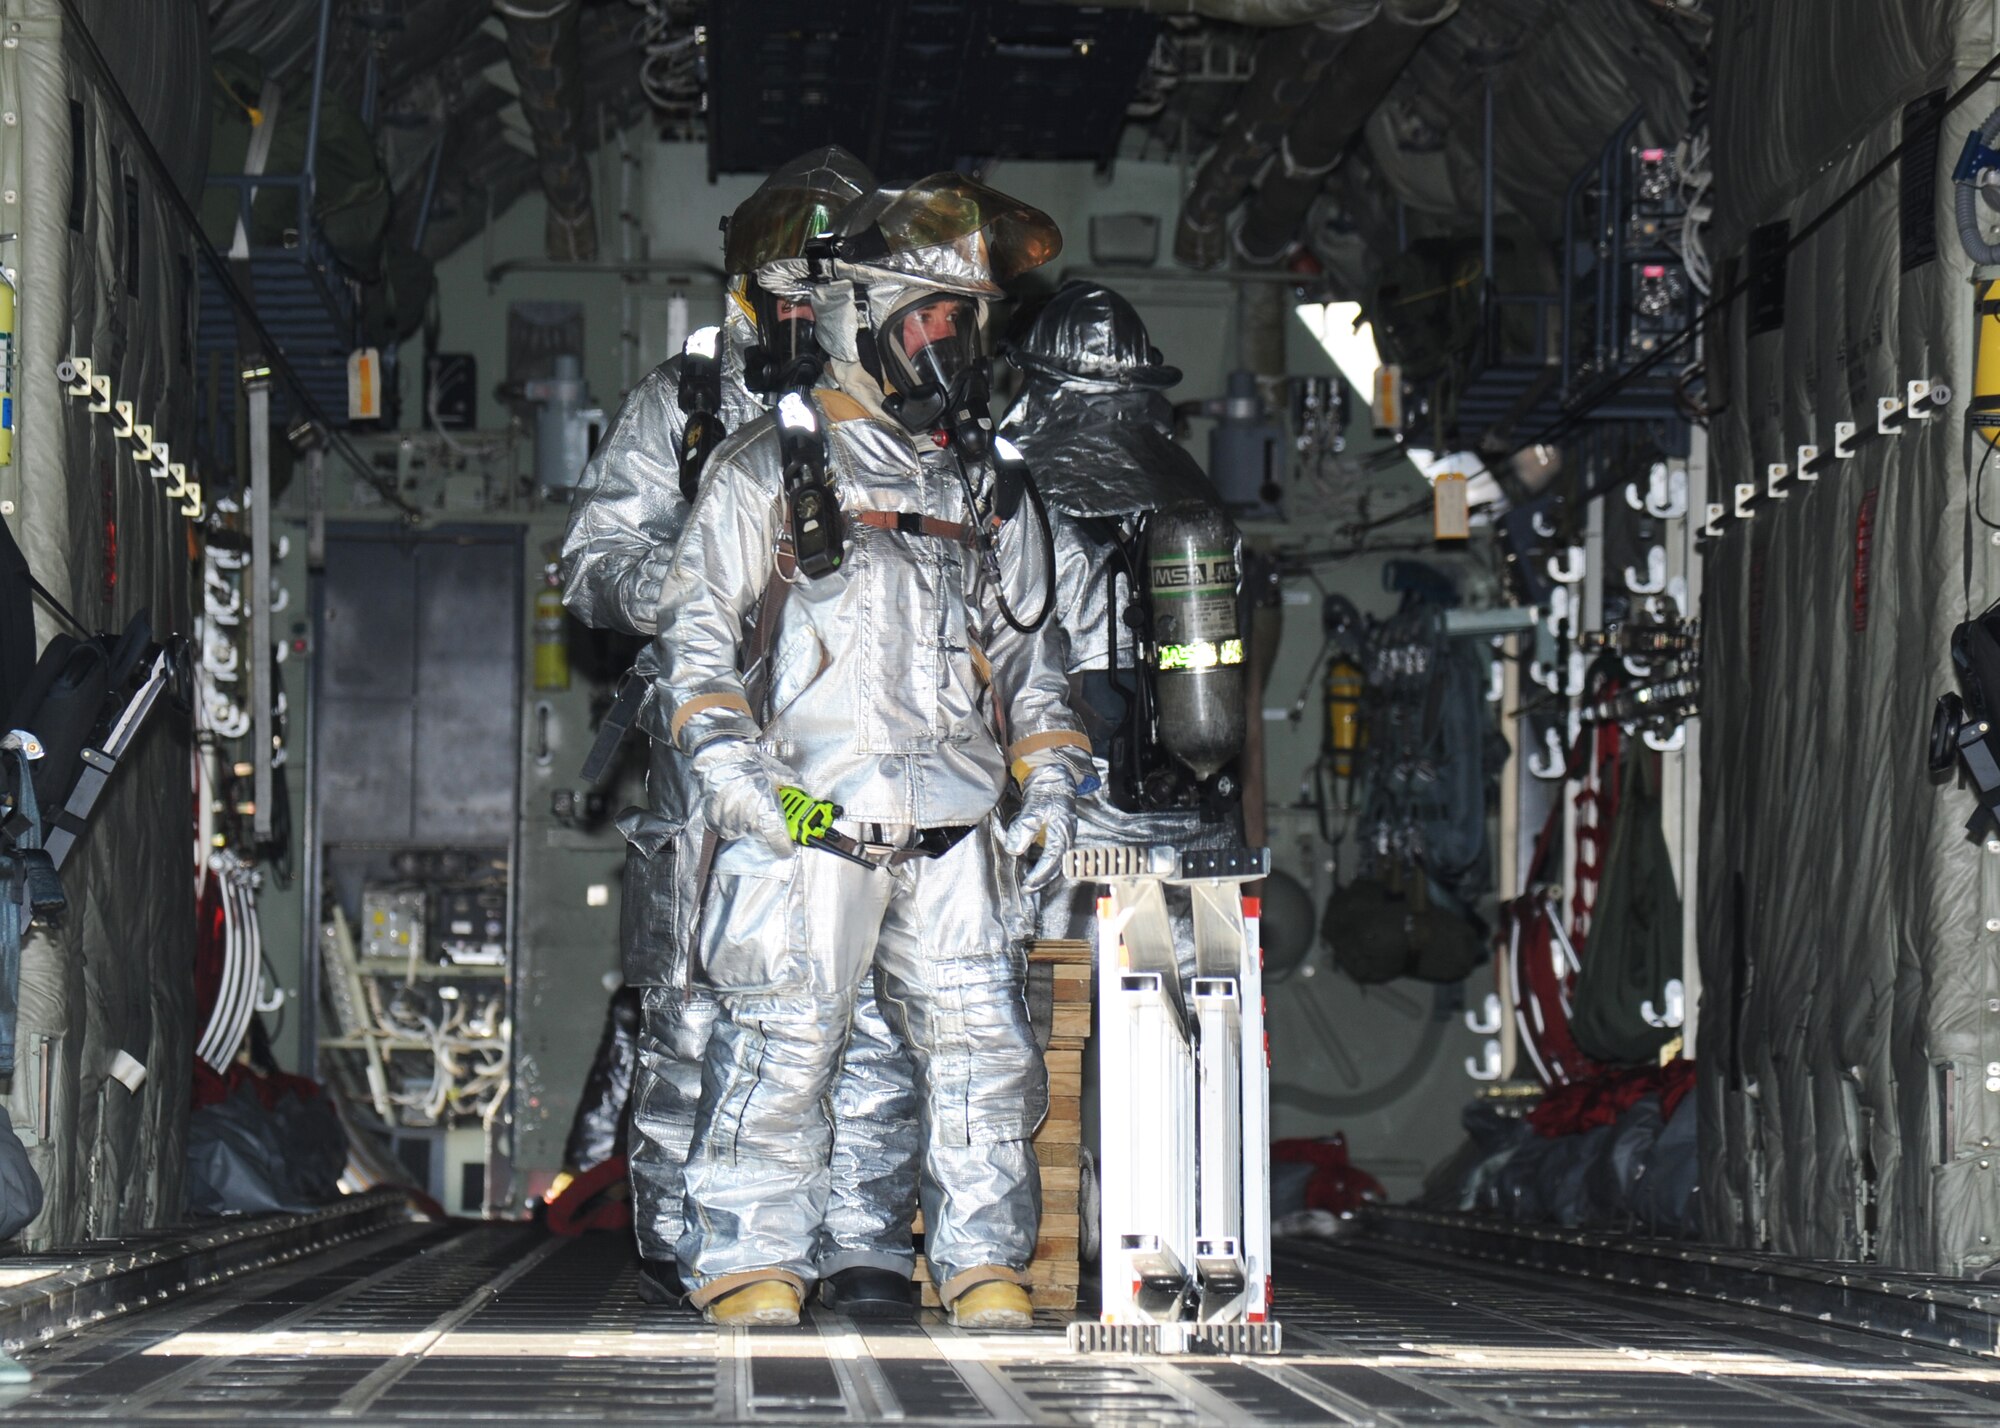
xmin=1642 ymin=978 xmax=1686 ymax=1029
xmin=1465 ymin=992 xmax=1503 ymax=1035
xmin=1528 ymin=727 xmax=1566 ymax=780
xmin=1833 ymin=420 xmax=1858 ymax=460
xmin=1625 ymin=545 xmax=1666 ymax=594
xmin=1465 ymin=1038 xmax=1503 ymax=1081
xmin=1531 ymin=509 xmax=1558 ymax=539
xmin=1547 ymin=545 xmax=1586 ymax=585
xmin=1643 ymin=722 xmax=1687 ymax=753
xmin=110 ymin=400 xmax=134 ymax=440
xmin=1646 ymin=464 xmax=1688 ymax=520
xmin=1486 ymin=660 xmax=1505 ymax=703
xmin=1544 ymin=584 xmax=1572 ymax=637
xmin=1622 ymin=655 xmax=1653 ymax=680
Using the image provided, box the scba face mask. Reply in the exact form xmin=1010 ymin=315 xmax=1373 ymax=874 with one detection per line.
xmin=742 ymin=277 xmax=822 ymax=394
xmin=879 ymin=294 xmax=986 ymax=433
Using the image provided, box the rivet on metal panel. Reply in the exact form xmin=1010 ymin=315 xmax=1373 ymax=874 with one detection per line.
xmin=0 ymin=502 xmax=12 ymax=516
xmin=1988 ymin=1076 xmax=2000 ymax=1092
xmin=1984 ymin=1161 xmax=1992 ymax=1170
xmin=2 ymin=113 xmax=16 ymax=126
xmin=1 ymin=192 xmax=14 ymax=206
xmin=1988 ymin=1062 xmax=2000 ymax=1076
xmin=3 ymin=38 xmax=16 ymax=48
xmin=1990 ymin=1000 xmax=2000 ymax=1012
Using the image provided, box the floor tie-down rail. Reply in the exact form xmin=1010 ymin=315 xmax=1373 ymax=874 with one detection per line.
xmin=1062 ymin=841 xmax=1280 ymax=1357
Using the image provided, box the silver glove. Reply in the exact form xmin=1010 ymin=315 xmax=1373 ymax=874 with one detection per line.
xmin=691 ymin=739 xmax=797 ymax=860
xmin=1002 ymin=767 xmax=1076 ymax=894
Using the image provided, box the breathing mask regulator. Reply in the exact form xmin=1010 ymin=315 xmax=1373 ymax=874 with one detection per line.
xmin=1931 ymin=600 xmax=2000 ymax=838
xmin=786 ymin=205 xmax=1059 ymax=631
xmin=739 ymin=274 xmax=825 ymax=397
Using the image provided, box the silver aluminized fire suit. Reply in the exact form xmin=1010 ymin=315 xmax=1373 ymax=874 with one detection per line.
xmin=558 ymin=306 xmax=922 ymax=1277
xmin=658 ymin=379 xmax=1092 ymax=1303
xmin=998 ymin=282 xmax=1245 ymax=958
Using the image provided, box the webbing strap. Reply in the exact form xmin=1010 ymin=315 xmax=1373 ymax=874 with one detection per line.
xmin=854 ymin=509 xmax=976 ymax=545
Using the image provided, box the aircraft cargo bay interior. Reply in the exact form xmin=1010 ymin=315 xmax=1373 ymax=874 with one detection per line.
xmin=0 ymin=1 xmax=1995 ymax=1423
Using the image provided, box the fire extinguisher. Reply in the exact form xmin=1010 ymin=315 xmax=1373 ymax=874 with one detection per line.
xmin=1326 ymin=655 xmax=1363 ymax=807
xmin=1319 ymin=592 xmax=1366 ymax=814
xmin=533 ymin=562 xmax=570 ymax=692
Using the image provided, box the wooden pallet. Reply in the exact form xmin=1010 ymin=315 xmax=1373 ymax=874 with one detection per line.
xmin=916 ymin=939 xmax=1092 ymax=1310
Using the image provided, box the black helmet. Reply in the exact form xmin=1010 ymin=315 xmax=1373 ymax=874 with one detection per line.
xmin=1007 ymin=281 xmax=1181 ymax=390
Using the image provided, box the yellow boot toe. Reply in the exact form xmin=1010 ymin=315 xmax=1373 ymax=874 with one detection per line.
xmin=704 ymin=1279 xmax=801 ymax=1327
xmin=950 ymin=1280 xmax=1032 ymax=1329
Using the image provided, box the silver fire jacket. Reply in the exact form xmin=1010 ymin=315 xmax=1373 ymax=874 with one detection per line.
xmin=656 ymin=385 xmax=1093 ymax=844
xmin=559 ymin=304 xmax=765 ymax=641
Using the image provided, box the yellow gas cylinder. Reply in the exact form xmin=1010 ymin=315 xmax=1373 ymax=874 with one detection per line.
xmin=1327 ymin=657 xmax=1363 ymax=781
xmin=533 ymin=568 xmax=570 ymax=692
xmin=1977 ymin=277 xmax=2000 ymax=447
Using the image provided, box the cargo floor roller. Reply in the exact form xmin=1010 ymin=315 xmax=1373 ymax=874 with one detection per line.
xmin=1065 ymin=842 xmax=1281 ymax=1356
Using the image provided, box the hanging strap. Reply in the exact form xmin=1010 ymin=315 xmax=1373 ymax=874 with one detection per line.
xmin=852 ymin=509 xmax=977 ymax=545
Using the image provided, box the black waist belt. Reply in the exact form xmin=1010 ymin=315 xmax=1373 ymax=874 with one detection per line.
xmin=813 ymin=823 xmax=973 ymax=870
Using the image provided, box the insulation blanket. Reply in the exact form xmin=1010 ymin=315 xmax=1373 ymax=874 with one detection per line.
xmin=0 ymin=0 xmax=204 ymax=1248
xmin=1697 ymin=0 xmax=2000 ymax=1274
xmin=1362 ymin=0 xmax=1695 ymax=237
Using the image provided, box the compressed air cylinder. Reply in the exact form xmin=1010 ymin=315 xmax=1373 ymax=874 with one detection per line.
xmin=1145 ymin=505 xmax=1246 ymax=781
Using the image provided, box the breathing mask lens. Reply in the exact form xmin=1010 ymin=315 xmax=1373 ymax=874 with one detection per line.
xmin=744 ymin=279 xmax=822 ymax=393
xmin=882 ymin=296 xmax=983 ymax=405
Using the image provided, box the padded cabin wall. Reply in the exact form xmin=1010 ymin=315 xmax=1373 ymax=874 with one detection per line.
xmin=0 ymin=0 xmax=203 ymax=1248
xmin=1698 ymin=0 xmax=2000 ymax=1274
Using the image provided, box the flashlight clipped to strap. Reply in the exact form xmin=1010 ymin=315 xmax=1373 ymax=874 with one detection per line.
xmin=778 ymin=785 xmax=875 ymax=867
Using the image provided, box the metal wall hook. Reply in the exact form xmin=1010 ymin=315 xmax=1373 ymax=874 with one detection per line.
xmin=1642 ymin=978 xmax=1687 ymax=1029
xmin=1646 ymin=465 xmax=1688 ymax=519
xmin=1547 ymin=545 xmax=1586 ymax=585
xmin=1465 ymin=992 xmax=1503 ymax=1035
xmin=1625 ymin=545 xmax=1666 ymax=594
xmin=1544 ymin=584 xmax=1572 ymax=636
xmin=1528 ymin=726 xmax=1566 ymax=779
xmin=1466 ymin=1038 xmax=1503 ymax=1081
xmin=1643 ymin=722 xmax=1687 ymax=753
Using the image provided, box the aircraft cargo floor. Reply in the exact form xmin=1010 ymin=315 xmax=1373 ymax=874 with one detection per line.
xmin=5 ymin=1219 xmax=2000 ymax=1426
